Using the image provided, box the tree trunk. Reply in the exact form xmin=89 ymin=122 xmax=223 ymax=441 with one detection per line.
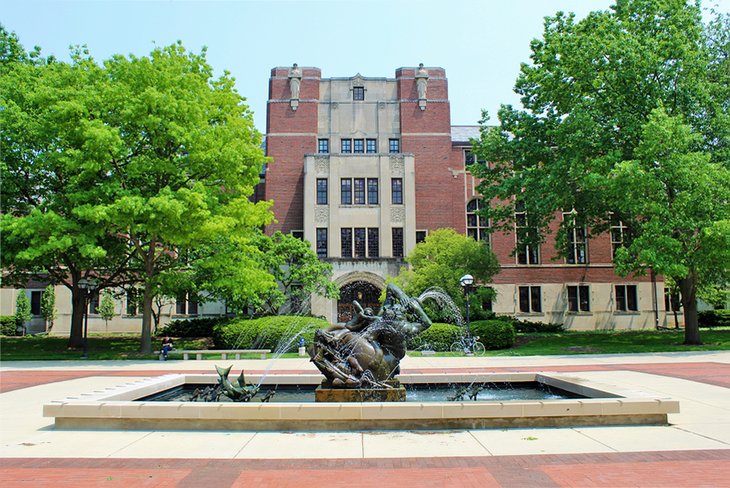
xmin=140 ymin=250 xmax=155 ymax=354
xmin=679 ymin=273 xmax=702 ymax=345
xmin=140 ymin=279 xmax=154 ymax=353
xmin=68 ymin=286 xmax=86 ymax=349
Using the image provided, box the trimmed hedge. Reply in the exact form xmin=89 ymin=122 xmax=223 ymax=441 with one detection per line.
xmin=213 ymin=316 xmax=330 ymax=352
xmin=1 ymin=316 xmax=17 ymax=336
xmin=481 ymin=315 xmax=564 ymax=334
xmin=698 ymin=310 xmax=730 ymax=328
xmin=513 ymin=319 xmax=564 ymax=334
xmin=408 ymin=323 xmax=462 ymax=351
xmin=470 ymin=320 xmax=516 ymax=349
xmin=157 ymin=317 xmax=232 ymax=338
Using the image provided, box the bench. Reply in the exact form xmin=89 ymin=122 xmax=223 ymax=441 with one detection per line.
xmin=174 ymin=349 xmax=272 ymax=360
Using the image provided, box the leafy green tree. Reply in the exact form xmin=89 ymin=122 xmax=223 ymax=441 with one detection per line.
xmin=40 ymin=284 xmax=57 ymax=332
xmin=473 ymin=0 xmax=729 ymax=344
xmin=98 ymin=290 xmax=116 ymax=328
xmin=250 ymin=231 xmax=339 ymax=315
xmin=14 ymin=292 xmax=31 ymax=335
xmin=0 ymin=24 xmax=42 ymax=71
xmin=391 ymin=228 xmax=499 ymax=320
xmin=84 ymin=43 xmax=273 ymax=352
xmin=1 ymin=34 xmax=273 ymax=353
xmin=1 ymin=32 xmax=136 ymax=348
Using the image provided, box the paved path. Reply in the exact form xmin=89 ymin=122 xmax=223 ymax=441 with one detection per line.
xmin=2 ymin=352 xmax=729 ymax=487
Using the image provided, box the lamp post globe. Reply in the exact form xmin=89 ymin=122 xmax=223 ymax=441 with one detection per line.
xmin=459 ymin=274 xmax=474 ymax=348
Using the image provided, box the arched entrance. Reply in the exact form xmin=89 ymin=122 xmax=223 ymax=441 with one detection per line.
xmin=337 ymin=281 xmax=382 ymax=323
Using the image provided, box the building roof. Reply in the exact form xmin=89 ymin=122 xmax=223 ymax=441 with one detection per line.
xmin=450 ymin=125 xmax=480 ymax=144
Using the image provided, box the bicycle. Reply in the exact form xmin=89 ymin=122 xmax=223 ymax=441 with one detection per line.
xmin=449 ymin=335 xmax=486 ymax=355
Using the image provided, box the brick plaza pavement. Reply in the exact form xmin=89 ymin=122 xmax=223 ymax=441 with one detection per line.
xmin=1 ymin=353 xmax=729 ymax=487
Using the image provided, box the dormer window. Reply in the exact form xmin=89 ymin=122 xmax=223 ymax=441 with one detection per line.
xmin=353 ymin=86 xmax=365 ymax=100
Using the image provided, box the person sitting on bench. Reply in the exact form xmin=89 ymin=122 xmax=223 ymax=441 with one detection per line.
xmin=161 ymin=336 xmax=174 ymax=360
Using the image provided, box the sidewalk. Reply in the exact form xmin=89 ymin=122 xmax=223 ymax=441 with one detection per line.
xmin=2 ymin=352 xmax=730 ymax=487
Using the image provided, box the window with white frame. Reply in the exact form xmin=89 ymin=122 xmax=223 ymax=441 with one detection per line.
xmin=353 ymin=139 xmax=364 ymax=154
xmin=610 ymin=215 xmax=628 ymax=260
xmin=316 ymin=228 xmax=328 ymax=257
xmin=466 ymin=199 xmax=489 ymax=244
xmin=367 ymin=178 xmax=378 ymax=205
xmin=341 ymin=228 xmax=353 ymax=258
xmin=366 ymin=138 xmax=377 ymax=153
xmin=30 ymin=290 xmax=42 ymax=316
xmin=563 ymin=210 xmax=588 ymax=264
xmin=518 ymin=286 xmax=542 ymax=313
xmin=342 ymin=227 xmax=379 ymax=258
xmin=354 ymin=228 xmax=366 ymax=257
xmin=392 ymin=228 xmax=404 ymax=258
xmin=664 ymin=288 xmax=681 ymax=312
xmin=615 ymin=284 xmax=638 ymax=312
xmin=464 ymin=149 xmax=486 ymax=167
xmin=389 ymin=138 xmax=400 ymax=153
xmin=367 ymin=228 xmax=379 ymax=257
xmin=126 ymin=288 xmax=142 ymax=316
xmin=353 ymin=178 xmax=366 ymax=205
xmin=567 ymin=285 xmax=591 ymax=312
xmin=176 ymin=292 xmax=198 ymax=315
xmin=515 ymin=201 xmax=540 ymax=264
xmin=341 ymin=139 xmax=352 ymax=154
xmin=391 ymin=178 xmax=403 ymax=205
xmin=316 ymin=178 xmax=328 ymax=205
xmin=341 ymin=179 xmax=352 ymax=205
xmin=318 ymin=139 xmax=329 ymax=154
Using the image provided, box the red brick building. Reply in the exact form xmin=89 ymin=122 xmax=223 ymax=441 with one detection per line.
xmin=263 ymin=65 xmax=672 ymax=329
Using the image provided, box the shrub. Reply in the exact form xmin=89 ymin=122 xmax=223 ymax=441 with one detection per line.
xmin=158 ymin=317 xmax=232 ymax=338
xmin=1 ymin=316 xmax=17 ymax=336
xmin=698 ymin=310 xmax=730 ymax=328
xmin=470 ymin=320 xmax=516 ymax=349
xmin=213 ymin=316 xmax=330 ymax=352
xmin=513 ymin=319 xmax=564 ymax=334
xmin=408 ymin=323 xmax=462 ymax=351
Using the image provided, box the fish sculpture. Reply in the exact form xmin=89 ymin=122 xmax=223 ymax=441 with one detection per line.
xmin=215 ymin=365 xmax=260 ymax=402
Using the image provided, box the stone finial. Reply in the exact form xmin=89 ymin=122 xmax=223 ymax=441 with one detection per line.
xmin=415 ymin=63 xmax=429 ymax=110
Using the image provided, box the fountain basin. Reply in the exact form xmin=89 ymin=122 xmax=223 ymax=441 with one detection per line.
xmin=43 ymin=372 xmax=678 ymax=431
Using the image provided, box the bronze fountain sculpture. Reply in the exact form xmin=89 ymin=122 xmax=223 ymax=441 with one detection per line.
xmin=309 ymin=283 xmax=432 ymax=400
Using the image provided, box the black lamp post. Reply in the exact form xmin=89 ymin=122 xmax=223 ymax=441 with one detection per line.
xmin=78 ymin=278 xmax=98 ymax=359
xmin=460 ymin=274 xmax=474 ymax=343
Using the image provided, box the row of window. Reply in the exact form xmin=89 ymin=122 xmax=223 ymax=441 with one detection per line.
xmin=515 ymin=205 xmax=628 ymax=265
xmin=313 ymin=191 xmax=632 ymax=266
xmin=22 ymin=289 xmax=199 ymax=318
xmin=518 ymin=284 xmax=640 ymax=314
xmin=317 ymin=138 xmax=400 ymax=154
xmin=316 ymin=227 xmax=404 ymax=258
xmin=125 ymin=290 xmax=198 ymax=316
xmin=18 ymin=280 xmax=678 ymax=321
xmin=316 ymin=178 xmax=403 ymax=206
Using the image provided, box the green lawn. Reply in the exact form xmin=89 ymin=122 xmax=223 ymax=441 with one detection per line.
xmin=496 ymin=328 xmax=730 ymax=355
xmin=2 ymin=328 xmax=730 ymax=361
xmin=415 ymin=328 xmax=730 ymax=357
xmin=0 ymin=335 xmax=211 ymax=361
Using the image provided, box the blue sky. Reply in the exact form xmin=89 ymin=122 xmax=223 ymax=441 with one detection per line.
xmin=3 ymin=0 xmax=728 ymax=132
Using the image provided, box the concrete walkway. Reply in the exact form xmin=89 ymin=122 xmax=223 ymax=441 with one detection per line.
xmin=1 ymin=352 xmax=730 ymax=486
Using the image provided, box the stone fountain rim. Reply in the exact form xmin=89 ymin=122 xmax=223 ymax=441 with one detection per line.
xmin=43 ymin=372 xmax=679 ymax=431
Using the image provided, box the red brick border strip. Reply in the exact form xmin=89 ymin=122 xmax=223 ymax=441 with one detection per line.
xmin=2 ymin=361 xmax=729 ymax=394
xmin=2 ymin=450 xmax=730 ymax=487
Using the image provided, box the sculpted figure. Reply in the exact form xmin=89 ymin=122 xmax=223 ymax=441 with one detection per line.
xmin=310 ymin=283 xmax=432 ymax=388
xmin=288 ymin=63 xmax=302 ymax=100
xmin=415 ymin=63 xmax=429 ymax=100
